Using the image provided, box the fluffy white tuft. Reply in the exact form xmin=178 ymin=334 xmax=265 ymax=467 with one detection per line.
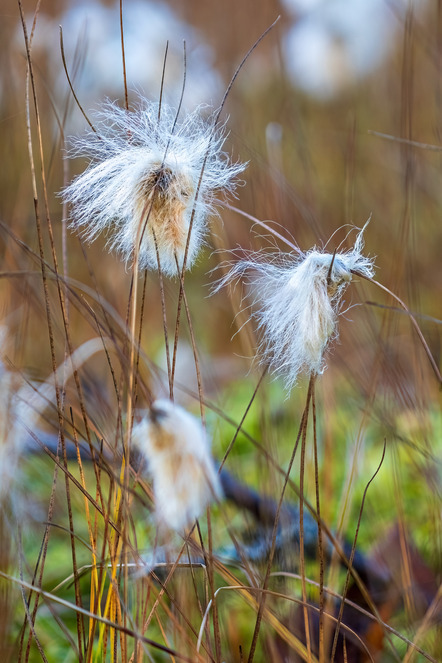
xmin=132 ymin=399 xmax=222 ymax=531
xmin=217 ymin=226 xmax=375 ymax=391
xmin=61 ymin=98 xmax=245 ymax=276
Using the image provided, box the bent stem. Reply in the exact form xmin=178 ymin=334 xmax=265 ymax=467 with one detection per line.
xmin=152 ymin=230 xmax=172 ymax=399
xmin=299 ymin=374 xmax=316 ymax=663
xmin=107 ymin=189 xmax=146 ymax=660
xmin=223 ymin=203 xmax=300 ymax=253
xmin=354 ymin=271 xmax=442 ymax=387
xmin=330 ymin=440 xmax=387 ymax=663
xmin=171 ymin=17 xmax=281 ymax=395
xmin=312 ymin=379 xmax=325 ymax=662
xmin=247 ymin=375 xmax=315 ymax=663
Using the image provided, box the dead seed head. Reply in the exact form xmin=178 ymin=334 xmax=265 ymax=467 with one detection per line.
xmin=61 ymin=97 xmax=246 ymax=276
xmin=132 ymin=399 xmax=222 ymax=531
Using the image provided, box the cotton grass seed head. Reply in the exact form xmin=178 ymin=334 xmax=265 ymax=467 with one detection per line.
xmin=62 ymin=98 xmax=245 ymax=276
xmin=218 ymin=226 xmax=375 ymax=392
xmin=132 ymin=399 xmax=222 ymax=532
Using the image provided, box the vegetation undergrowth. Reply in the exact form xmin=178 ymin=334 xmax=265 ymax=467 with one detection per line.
xmin=0 ymin=1 xmax=440 ymax=662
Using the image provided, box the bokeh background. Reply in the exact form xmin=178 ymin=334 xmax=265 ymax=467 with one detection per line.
xmin=1 ymin=0 xmax=441 ymax=388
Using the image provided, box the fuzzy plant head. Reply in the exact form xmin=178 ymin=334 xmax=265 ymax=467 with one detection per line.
xmin=132 ymin=399 xmax=222 ymax=532
xmin=217 ymin=225 xmax=375 ymax=392
xmin=62 ymin=98 xmax=245 ymax=276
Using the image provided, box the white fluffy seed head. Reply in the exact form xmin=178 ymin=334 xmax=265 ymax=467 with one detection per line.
xmin=61 ymin=98 xmax=246 ymax=276
xmin=218 ymin=226 xmax=375 ymax=392
xmin=132 ymin=399 xmax=222 ymax=531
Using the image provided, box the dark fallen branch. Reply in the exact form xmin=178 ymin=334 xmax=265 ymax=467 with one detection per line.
xmin=24 ymin=428 xmax=385 ymax=587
